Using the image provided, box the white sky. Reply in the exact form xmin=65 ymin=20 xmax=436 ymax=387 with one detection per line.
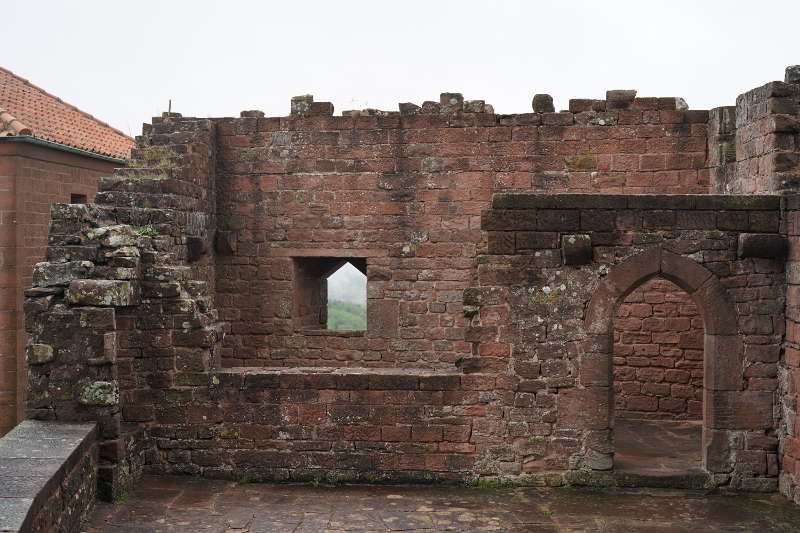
xmin=328 ymin=262 xmax=367 ymax=304
xmin=5 ymin=0 xmax=800 ymax=137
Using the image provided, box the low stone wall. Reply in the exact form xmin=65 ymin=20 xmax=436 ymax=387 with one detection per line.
xmin=0 ymin=420 xmax=97 ymax=533
xmin=146 ymin=368 xmax=496 ymax=483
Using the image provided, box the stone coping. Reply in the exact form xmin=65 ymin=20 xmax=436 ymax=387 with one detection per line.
xmin=217 ymin=367 xmax=464 ymax=376
xmin=0 ymin=421 xmax=96 ymax=533
xmin=491 ymin=193 xmax=781 ymax=210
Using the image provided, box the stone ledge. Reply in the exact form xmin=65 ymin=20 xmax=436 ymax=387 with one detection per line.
xmin=0 ymin=421 xmax=97 ymax=533
xmin=491 ymin=193 xmax=781 ymax=211
xmin=213 ymin=367 xmax=483 ymax=392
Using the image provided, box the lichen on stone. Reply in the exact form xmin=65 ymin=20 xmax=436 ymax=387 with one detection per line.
xmin=79 ymin=380 xmax=118 ymax=406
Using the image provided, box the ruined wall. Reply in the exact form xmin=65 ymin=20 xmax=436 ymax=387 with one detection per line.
xmin=129 ymin=193 xmax=782 ymax=489
xmin=709 ymin=68 xmax=800 ymax=194
xmin=0 ymin=141 xmax=110 ymax=437
xmin=706 ymin=67 xmax=800 ymax=505
xmin=614 ymin=278 xmax=704 ymax=420
xmin=214 ymin=92 xmax=710 ymax=368
xmin=20 ymin=67 xmax=800 ymax=499
xmin=23 ymin=115 xmax=222 ymax=500
xmin=480 ymin=194 xmax=784 ymax=490
xmin=782 ymin=194 xmax=800 ymax=504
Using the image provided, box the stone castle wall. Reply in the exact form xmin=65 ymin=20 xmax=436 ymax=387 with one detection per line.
xmin=214 ymin=92 xmax=711 ymax=369
xmin=18 ymin=67 xmax=800 ymax=504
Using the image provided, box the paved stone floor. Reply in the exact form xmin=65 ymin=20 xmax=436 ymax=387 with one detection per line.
xmin=82 ymin=475 xmax=800 ymax=532
xmin=615 ymin=419 xmax=703 ymax=476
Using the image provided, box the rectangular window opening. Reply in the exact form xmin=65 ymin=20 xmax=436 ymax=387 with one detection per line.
xmin=293 ymin=257 xmax=367 ymax=333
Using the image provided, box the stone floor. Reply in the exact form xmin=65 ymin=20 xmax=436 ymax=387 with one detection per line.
xmin=83 ymin=475 xmax=800 ymax=532
xmin=614 ymin=419 xmax=703 ymax=476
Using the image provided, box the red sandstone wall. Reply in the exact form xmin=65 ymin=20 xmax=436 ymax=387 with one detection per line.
xmin=214 ymin=96 xmax=711 ymax=368
xmin=709 ymin=80 xmax=800 ymax=194
xmin=22 ymin=107 xmax=789 ymax=490
xmin=0 ymin=142 xmax=109 ymax=435
xmin=613 ymin=278 xmax=703 ymax=420
xmin=784 ymin=197 xmax=800 ymax=504
xmin=705 ymin=70 xmax=800 ymax=503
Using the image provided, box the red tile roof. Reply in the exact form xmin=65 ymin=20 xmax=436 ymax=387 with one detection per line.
xmin=0 ymin=66 xmax=134 ymax=159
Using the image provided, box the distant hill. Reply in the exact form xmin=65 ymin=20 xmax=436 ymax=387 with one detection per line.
xmin=327 ymin=299 xmax=366 ymax=330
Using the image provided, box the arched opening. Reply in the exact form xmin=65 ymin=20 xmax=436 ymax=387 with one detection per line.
xmin=326 ymin=261 xmax=367 ymax=330
xmin=612 ymin=277 xmax=704 ymax=476
xmin=581 ymin=248 xmax=742 ymax=476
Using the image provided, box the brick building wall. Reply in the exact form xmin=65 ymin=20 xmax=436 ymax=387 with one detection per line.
xmin=614 ymin=278 xmax=704 ymax=420
xmin=0 ymin=140 xmax=113 ymax=435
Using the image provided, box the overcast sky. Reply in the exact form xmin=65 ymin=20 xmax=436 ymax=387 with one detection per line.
xmin=6 ymin=1 xmax=800 ymax=137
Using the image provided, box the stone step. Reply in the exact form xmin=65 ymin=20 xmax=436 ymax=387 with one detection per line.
xmin=95 ymin=191 xmax=198 ymax=211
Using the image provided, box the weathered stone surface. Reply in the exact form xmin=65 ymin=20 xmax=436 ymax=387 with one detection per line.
xmin=584 ymin=450 xmax=613 ymax=470
xmin=532 ymin=94 xmax=554 ymax=113
xmin=439 ymin=92 xmax=463 ymax=113
xmin=78 ymin=381 xmax=118 ymax=406
xmin=463 ymin=100 xmax=485 ymax=113
xmin=786 ymin=65 xmax=800 ymax=84
xmin=561 ymin=234 xmax=592 ymax=265
xmin=606 ymin=89 xmax=637 ymax=109
xmin=86 ymin=224 xmax=140 ymax=247
xmin=0 ymin=421 xmax=97 ymax=533
xmin=26 ymin=344 xmax=54 ymax=365
xmin=66 ymin=280 xmax=137 ymax=306
xmin=290 ymin=94 xmax=313 ymax=116
xmin=738 ymin=233 xmax=787 ymax=258
xmin=32 ymin=260 xmax=93 ymax=287
xmin=398 ymin=102 xmax=420 ymax=115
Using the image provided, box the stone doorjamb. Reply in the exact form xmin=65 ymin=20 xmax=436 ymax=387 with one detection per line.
xmin=582 ymin=247 xmax=742 ymax=473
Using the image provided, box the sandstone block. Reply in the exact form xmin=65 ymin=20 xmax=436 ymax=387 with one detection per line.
xmin=561 ymin=234 xmax=592 ymax=265
xmin=439 ymin=93 xmax=463 ymax=112
xmin=86 ymin=225 xmax=140 ymax=248
xmin=79 ymin=381 xmax=118 ymax=406
xmin=27 ymin=343 xmax=54 ymax=365
xmin=32 ymin=261 xmax=93 ymax=287
xmin=786 ymin=65 xmax=800 ymax=84
xmin=398 ymin=103 xmax=420 ymax=115
xmin=291 ymin=95 xmax=313 ymax=116
xmin=67 ymin=280 xmax=137 ymax=307
xmin=606 ymin=89 xmax=637 ymax=109
xmin=463 ymin=100 xmax=485 ymax=113
xmin=532 ymin=94 xmax=554 ymax=113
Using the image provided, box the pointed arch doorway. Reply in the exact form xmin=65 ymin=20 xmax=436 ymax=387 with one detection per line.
xmin=581 ymin=247 xmax=742 ymax=475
